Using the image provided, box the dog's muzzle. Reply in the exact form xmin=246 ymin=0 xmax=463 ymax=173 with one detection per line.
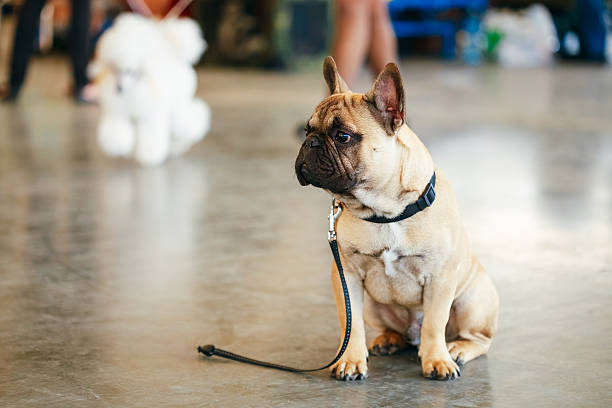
xmin=295 ymin=136 xmax=324 ymax=187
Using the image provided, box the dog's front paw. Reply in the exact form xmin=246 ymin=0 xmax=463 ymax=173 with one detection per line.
xmin=420 ymin=350 xmax=460 ymax=380
xmin=330 ymin=348 xmax=368 ymax=381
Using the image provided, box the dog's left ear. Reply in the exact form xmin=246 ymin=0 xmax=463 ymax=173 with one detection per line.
xmin=365 ymin=63 xmax=405 ymax=133
xmin=160 ymin=18 xmax=207 ymax=65
xmin=323 ymin=56 xmax=350 ymax=95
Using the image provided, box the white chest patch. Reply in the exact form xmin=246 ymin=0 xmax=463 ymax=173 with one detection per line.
xmin=382 ymin=250 xmax=399 ymax=277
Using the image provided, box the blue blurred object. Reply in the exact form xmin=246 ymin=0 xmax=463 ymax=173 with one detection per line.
xmin=555 ymin=0 xmax=607 ymax=61
xmin=388 ymin=0 xmax=488 ymax=62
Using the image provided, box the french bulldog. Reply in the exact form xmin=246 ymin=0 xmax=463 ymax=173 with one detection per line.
xmin=295 ymin=57 xmax=499 ymax=381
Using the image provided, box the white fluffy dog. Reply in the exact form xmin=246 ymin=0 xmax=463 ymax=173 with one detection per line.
xmin=91 ymin=14 xmax=211 ymax=165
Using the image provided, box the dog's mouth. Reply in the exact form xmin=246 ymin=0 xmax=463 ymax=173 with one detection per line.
xmin=296 ymin=162 xmax=357 ymax=195
xmin=296 ymin=163 xmax=323 ymax=188
xmin=295 ymin=163 xmax=310 ymax=186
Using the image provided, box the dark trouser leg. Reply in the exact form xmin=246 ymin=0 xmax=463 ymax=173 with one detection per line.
xmin=8 ymin=0 xmax=47 ymax=94
xmin=70 ymin=0 xmax=91 ymax=92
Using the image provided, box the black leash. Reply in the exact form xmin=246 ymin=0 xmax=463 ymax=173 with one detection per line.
xmin=197 ymin=200 xmax=351 ymax=373
xmin=197 ymin=173 xmax=437 ymax=373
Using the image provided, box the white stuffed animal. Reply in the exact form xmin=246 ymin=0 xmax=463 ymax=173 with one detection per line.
xmin=91 ymin=13 xmax=210 ymax=165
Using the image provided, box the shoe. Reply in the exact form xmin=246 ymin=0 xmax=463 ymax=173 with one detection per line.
xmin=0 ymin=84 xmax=18 ymax=102
xmin=73 ymin=84 xmax=98 ymax=105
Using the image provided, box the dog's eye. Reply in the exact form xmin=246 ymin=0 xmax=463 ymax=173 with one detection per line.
xmin=334 ymin=132 xmax=351 ymax=144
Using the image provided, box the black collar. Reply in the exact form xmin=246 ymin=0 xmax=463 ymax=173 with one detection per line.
xmin=362 ymin=172 xmax=436 ymax=224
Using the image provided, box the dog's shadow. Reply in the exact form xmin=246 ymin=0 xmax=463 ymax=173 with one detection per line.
xmin=364 ymin=347 xmax=493 ymax=407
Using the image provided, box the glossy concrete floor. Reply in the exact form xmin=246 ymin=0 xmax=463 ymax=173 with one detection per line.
xmin=1 ymin=58 xmax=611 ymax=408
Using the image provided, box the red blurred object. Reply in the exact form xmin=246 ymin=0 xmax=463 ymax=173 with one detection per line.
xmin=122 ymin=0 xmax=192 ymax=17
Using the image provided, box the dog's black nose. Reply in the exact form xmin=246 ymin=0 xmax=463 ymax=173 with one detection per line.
xmin=308 ymin=138 xmax=321 ymax=148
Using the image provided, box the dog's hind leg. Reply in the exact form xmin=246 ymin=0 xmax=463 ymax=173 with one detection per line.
xmin=364 ymin=294 xmax=415 ymax=356
xmin=369 ymin=329 xmax=408 ymax=356
xmin=135 ymin=113 xmax=171 ymax=166
xmin=446 ymin=261 xmax=499 ymax=365
xmin=447 ymin=338 xmax=490 ymax=366
xmin=170 ymin=99 xmax=210 ymax=156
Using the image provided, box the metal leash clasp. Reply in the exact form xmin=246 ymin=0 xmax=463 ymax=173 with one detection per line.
xmin=328 ymin=199 xmax=342 ymax=242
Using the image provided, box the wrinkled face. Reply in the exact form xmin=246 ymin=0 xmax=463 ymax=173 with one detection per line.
xmin=295 ymin=57 xmax=406 ymax=196
xmin=295 ymin=94 xmax=377 ymax=194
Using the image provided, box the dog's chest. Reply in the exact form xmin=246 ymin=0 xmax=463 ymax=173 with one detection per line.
xmin=349 ymin=247 xmax=428 ymax=307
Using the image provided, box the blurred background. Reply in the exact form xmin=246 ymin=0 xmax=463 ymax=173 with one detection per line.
xmin=1 ymin=0 xmax=611 ymax=74
xmin=0 ymin=1 xmax=611 ymax=407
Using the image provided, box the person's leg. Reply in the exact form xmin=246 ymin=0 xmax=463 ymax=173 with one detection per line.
xmin=70 ymin=0 xmax=91 ymax=94
xmin=367 ymin=0 xmax=398 ymax=75
xmin=331 ymin=0 xmax=371 ymax=87
xmin=6 ymin=0 xmax=47 ymax=98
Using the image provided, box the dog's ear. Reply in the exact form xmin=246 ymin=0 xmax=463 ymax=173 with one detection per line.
xmin=365 ymin=63 xmax=405 ymax=133
xmin=323 ymin=56 xmax=350 ymax=95
xmin=160 ymin=18 xmax=207 ymax=65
